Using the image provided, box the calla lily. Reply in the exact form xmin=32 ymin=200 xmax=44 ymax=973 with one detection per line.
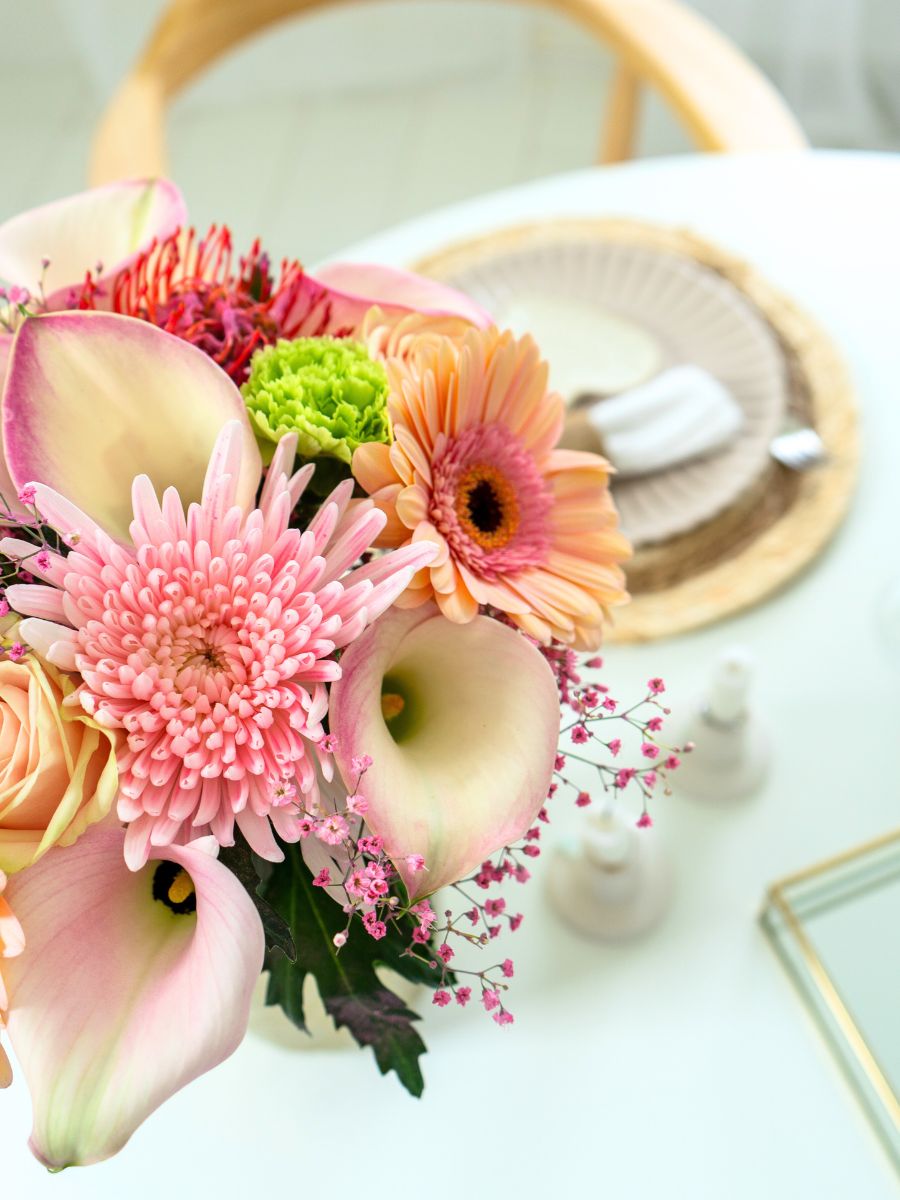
xmin=0 ymin=179 xmax=186 ymax=310
xmin=0 ymin=182 xmax=186 ymax=517
xmin=0 ymin=867 xmax=24 ymax=1089
xmin=312 ymin=261 xmax=492 ymax=332
xmin=3 ymin=311 xmax=260 ymax=541
xmin=3 ymin=821 xmax=264 ymax=1169
xmin=329 ymin=605 xmax=559 ymax=898
xmin=0 ymin=335 xmax=16 ymax=513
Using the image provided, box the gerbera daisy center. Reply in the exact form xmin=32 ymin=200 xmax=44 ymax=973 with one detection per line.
xmin=456 ymin=464 xmax=520 ymax=550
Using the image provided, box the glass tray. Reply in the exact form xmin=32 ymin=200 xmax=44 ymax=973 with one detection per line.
xmin=761 ymin=830 xmax=900 ymax=1169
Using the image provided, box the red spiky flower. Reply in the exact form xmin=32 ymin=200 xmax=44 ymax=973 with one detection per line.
xmin=82 ymin=225 xmax=349 ymax=384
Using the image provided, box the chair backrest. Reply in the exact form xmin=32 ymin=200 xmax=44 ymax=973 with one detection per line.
xmin=90 ymin=0 xmax=806 ymax=186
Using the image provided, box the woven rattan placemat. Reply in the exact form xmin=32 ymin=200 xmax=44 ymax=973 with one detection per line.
xmin=415 ymin=219 xmax=859 ymax=643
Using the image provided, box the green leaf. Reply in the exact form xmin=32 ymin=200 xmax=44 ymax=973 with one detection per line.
xmin=219 ymin=836 xmax=296 ymax=962
xmin=262 ymin=844 xmax=442 ymax=1097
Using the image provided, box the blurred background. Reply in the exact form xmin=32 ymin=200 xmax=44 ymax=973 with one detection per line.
xmin=2 ymin=0 xmax=899 ymax=262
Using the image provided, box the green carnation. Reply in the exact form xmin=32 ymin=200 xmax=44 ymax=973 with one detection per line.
xmin=242 ymin=336 xmax=391 ymax=464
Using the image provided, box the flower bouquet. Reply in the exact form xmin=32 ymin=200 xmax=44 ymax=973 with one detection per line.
xmin=0 ymin=181 xmax=679 ymax=1170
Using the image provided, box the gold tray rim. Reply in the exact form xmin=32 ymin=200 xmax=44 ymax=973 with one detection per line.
xmin=761 ymin=828 xmax=900 ymax=1169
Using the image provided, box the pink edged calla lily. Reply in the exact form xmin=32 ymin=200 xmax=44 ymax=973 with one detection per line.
xmin=329 ymin=605 xmax=559 ymax=899
xmin=0 ymin=335 xmax=16 ymax=513
xmin=310 ymin=261 xmax=492 ymax=331
xmin=0 ymin=867 xmax=25 ymax=1089
xmin=0 ymin=179 xmax=186 ymax=310
xmin=3 ymin=311 xmax=261 ymax=541
xmin=0 ymin=182 xmax=186 ymax=517
xmin=2 ymin=821 xmax=264 ymax=1169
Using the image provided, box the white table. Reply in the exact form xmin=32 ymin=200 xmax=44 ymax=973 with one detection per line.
xmin=6 ymin=150 xmax=900 ymax=1198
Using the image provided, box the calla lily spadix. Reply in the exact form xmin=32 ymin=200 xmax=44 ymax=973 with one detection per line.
xmin=3 ymin=311 xmax=261 ymax=542
xmin=2 ymin=821 xmax=264 ymax=1169
xmin=329 ymin=605 xmax=559 ymax=899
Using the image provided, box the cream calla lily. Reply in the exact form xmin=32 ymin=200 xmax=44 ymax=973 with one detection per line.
xmin=0 ymin=181 xmax=186 ymax=513
xmin=0 ymin=178 xmax=186 ymax=309
xmin=3 ymin=822 xmax=264 ymax=1169
xmin=0 ymin=867 xmax=24 ymax=1088
xmin=2 ymin=311 xmax=261 ymax=541
xmin=329 ymin=605 xmax=559 ymax=898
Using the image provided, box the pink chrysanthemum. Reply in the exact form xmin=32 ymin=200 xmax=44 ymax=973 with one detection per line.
xmin=7 ymin=423 xmax=435 ymax=869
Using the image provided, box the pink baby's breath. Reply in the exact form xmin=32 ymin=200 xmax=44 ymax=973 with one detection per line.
xmin=315 ymin=814 xmax=349 ymax=846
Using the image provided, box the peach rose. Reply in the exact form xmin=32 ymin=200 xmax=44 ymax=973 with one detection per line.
xmin=0 ymin=652 xmax=120 ymax=874
xmin=0 ymin=868 xmax=24 ymax=1086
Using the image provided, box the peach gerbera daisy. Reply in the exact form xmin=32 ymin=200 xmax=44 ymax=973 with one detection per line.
xmin=360 ymin=304 xmax=475 ymax=362
xmin=352 ymin=324 xmax=631 ymax=650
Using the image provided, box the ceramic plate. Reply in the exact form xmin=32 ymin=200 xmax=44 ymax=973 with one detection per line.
xmin=428 ymin=235 xmax=788 ymax=545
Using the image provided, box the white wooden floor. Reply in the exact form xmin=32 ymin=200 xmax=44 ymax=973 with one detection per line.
xmin=0 ymin=30 xmax=689 ymax=267
xmin=2 ymin=0 xmax=898 ymax=266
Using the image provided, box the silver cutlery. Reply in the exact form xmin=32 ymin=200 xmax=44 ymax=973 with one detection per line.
xmin=769 ymin=424 xmax=828 ymax=471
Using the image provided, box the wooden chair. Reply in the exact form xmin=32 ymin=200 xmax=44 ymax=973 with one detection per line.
xmin=89 ymin=0 xmax=806 ymax=186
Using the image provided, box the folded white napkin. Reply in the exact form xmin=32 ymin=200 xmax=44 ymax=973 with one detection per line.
xmin=585 ymin=365 xmax=744 ymax=477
